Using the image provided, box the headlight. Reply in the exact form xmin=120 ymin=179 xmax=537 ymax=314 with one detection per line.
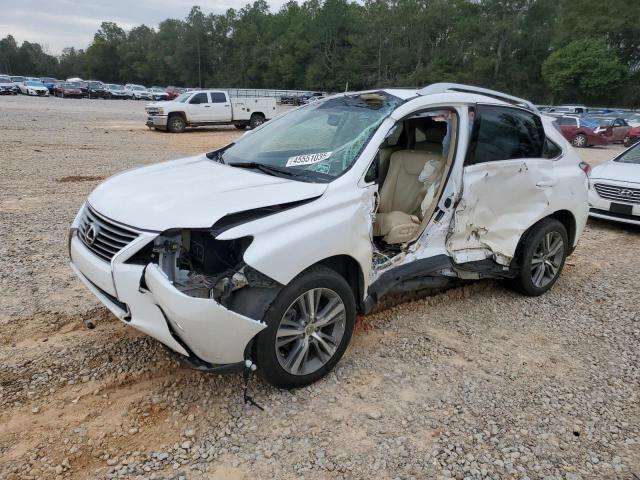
xmin=152 ymin=230 xmax=256 ymax=302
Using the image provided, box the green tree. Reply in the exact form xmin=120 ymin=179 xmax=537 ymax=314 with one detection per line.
xmin=542 ymin=39 xmax=627 ymax=103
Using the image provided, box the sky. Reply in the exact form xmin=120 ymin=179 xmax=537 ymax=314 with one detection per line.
xmin=0 ymin=0 xmax=289 ymax=54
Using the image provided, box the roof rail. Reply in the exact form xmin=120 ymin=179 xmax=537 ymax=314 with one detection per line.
xmin=418 ymin=83 xmax=539 ymax=114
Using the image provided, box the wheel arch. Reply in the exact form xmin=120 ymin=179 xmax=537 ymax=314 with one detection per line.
xmin=311 ymin=255 xmax=366 ymax=314
xmin=168 ymin=111 xmax=187 ymax=121
xmin=512 ymin=209 xmax=577 ymax=271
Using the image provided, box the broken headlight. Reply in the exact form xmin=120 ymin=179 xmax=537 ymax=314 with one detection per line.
xmin=151 ymin=230 xmax=276 ymax=304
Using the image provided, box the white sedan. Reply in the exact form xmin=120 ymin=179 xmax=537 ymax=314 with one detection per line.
xmin=19 ymin=80 xmax=50 ymax=96
xmin=588 ymin=143 xmax=640 ymax=225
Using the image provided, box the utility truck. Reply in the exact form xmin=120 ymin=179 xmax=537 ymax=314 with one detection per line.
xmin=145 ymin=89 xmax=289 ymax=132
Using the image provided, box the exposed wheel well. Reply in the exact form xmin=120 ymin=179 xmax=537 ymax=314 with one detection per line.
xmin=168 ymin=111 xmax=186 ymax=121
xmin=314 ymin=255 xmax=365 ymax=313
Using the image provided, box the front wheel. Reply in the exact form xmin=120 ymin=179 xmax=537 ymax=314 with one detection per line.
xmin=167 ymin=115 xmax=186 ymax=133
xmin=254 ymin=266 xmax=356 ymax=388
xmin=508 ymin=218 xmax=568 ymax=296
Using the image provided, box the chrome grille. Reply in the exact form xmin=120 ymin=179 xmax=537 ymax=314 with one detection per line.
xmin=594 ymin=183 xmax=640 ymax=205
xmin=146 ymin=106 xmax=160 ymax=115
xmin=78 ymin=205 xmax=139 ymax=262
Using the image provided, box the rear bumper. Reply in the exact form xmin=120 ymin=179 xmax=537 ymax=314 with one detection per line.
xmin=69 ymin=217 xmax=266 ymax=366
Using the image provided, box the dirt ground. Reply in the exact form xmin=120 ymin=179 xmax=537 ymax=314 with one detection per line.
xmin=0 ymin=96 xmax=638 ymax=480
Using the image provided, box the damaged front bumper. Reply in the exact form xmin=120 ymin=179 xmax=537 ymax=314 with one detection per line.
xmin=69 ymin=230 xmax=266 ymax=369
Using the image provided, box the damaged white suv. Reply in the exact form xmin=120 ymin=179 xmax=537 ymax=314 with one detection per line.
xmin=69 ymin=83 xmax=589 ymax=388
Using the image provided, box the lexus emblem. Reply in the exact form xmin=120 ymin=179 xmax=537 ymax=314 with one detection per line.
xmin=83 ymin=222 xmax=99 ymax=245
xmin=619 ymin=189 xmax=634 ymax=197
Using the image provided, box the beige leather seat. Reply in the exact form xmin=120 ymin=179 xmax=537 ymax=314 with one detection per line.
xmin=374 ymin=150 xmax=441 ymax=244
xmin=414 ymin=123 xmax=447 ymax=155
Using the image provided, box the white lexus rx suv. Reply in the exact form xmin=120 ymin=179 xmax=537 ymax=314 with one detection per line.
xmin=69 ymin=83 xmax=589 ymax=388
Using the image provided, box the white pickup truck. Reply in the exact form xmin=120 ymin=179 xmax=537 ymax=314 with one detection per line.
xmin=145 ymin=89 xmax=287 ymax=132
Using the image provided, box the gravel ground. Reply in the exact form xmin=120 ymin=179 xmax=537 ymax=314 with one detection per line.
xmin=0 ymin=96 xmax=638 ymax=480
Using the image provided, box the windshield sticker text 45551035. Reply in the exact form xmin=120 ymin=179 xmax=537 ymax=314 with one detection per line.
xmin=286 ymin=151 xmax=332 ymax=167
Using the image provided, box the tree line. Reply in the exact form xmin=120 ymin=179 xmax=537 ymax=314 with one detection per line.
xmin=1 ymin=0 xmax=639 ymax=106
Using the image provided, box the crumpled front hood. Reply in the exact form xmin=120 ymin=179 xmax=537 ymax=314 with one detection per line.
xmin=88 ymin=155 xmax=328 ymax=232
xmin=591 ymin=160 xmax=640 ymax=185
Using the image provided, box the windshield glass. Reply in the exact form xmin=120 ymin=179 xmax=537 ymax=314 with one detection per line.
xmin=0 ymin=77 xmax=10 ymax=83
xmin=62 ymin=83 xmax=76 ymax=88
xmin=87 ymin=82 xmax=102 ymax=88
xmin=175 ymin=92 xmax=191 ymax=103
xmin=616 ymin=143 xmax=640 ymax=164
xmin=108 ymin=84 xmax=124 ymax=89
xmin=221 ymin=92 xmax=403 ymax=181
xmin=133 ymin=86 xmax=145 ymax=91
xmin=41 ymin=78 xmax=55 ymax=83
xmin=11 ymin=77 xmax=25 ymax=82
xmin=25 ymin=81 xmax=44 ymax=86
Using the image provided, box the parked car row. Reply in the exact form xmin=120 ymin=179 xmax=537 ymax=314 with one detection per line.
xmin=0 ymin=74 xmax=189 ymax=100
xmin=552 ymin=111 xmax=640 ymax=148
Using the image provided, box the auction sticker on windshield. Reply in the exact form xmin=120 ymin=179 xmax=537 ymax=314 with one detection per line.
xmin=286 ymin=152 xmax=332 ymax=167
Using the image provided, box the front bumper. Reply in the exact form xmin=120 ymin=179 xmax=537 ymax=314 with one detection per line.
xmin=588 ymin=183 xmax=640 ymax=225
xmin=146 ymin=115 xmax=168 ymax=128
xmin=69 ymin=218 xmax=266 ymax=366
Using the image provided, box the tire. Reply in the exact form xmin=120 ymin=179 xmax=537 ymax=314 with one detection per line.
xmin=508 ymin=218 xmax=568 ymax=296
xmin=572 ymin=134 xmax=587 ymax=148
xmin=249 ymin=113 xmax=265 ymax=129
xmin=167 ymin=114 xmax=186 ymax=133
xmin=254 ymin=266 xmax=356 ymax=389
xmin=234 ymin=124 xmax=247 ymax=130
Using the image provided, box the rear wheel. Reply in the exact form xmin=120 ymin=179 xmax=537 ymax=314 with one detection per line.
xmin=249 ymin=113 xmax=265 ymax=129
xmin=508 ymin=218 xmax=568 ymax=296
xmin=572 ymin=134 xmax=587 ymax=148
xmin=167 ymin=114 xmax=186 ymax=133
xmin=254 ymin=266 xmax=356 ymax=388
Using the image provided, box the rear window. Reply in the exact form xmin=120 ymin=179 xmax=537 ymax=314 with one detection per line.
xmin=465 ymin=105 xmax=545 ymax=165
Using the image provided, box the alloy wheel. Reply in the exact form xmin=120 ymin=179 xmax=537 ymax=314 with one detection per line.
xmin=275 ymin=288 xmax=346 ymax=376
xmin=572 ymin=135 xmax=586 ymax=148
xmin=530 ymin=231 xmax=565 ymax=288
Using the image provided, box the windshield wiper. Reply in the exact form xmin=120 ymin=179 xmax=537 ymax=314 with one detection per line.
xmin=228 ymin=161 xmax=296 ymax=178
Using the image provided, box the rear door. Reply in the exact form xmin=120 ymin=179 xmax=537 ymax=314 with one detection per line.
xmin=207 ymin=91 xmax=232 ymax=122
xmin=447 ymin=104 xmax=556 ymax=266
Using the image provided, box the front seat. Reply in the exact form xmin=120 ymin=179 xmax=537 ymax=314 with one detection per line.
xmin=374 ymin=150 xmax=441 ymax=244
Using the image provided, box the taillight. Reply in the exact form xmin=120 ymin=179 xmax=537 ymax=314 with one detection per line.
xmin=579 ymin=161 xmax=591 ymax=177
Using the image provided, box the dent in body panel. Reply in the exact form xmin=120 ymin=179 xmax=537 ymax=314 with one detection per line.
xmin=446 ymin=160 xmax=553 ymax=266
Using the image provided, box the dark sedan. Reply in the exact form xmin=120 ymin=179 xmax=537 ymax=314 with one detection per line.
xmin=53 ymin=82 xmax=83 ymax=98
xmin=86 ymin=80 xmax=110 ymax=99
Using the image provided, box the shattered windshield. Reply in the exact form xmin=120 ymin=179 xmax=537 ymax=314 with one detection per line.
xmin=221 ymin=92 xmax=404 ymax=182
xmin=616 ymin=143 xmax=640 ymax=164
